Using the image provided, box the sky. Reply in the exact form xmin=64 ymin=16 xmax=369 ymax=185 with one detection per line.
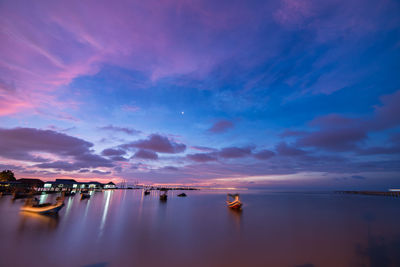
xmin=0 ymin=0 xmax=399 ymax=189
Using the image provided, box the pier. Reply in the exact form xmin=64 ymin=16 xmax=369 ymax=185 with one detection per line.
xmin=335 ymin=190 xmax=400 ymax=198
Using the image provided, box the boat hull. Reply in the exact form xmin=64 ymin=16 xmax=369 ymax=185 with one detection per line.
xmin=227 ymin=201 xmax=242 ymax=209
xmin=21 ymin=203 xmax=64 ymax=214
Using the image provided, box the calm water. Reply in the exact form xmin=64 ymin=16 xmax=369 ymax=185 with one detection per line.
xmin=0 ymin=190 xmax=399 ymax=267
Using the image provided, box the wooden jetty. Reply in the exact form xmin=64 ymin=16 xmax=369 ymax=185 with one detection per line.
xmin=335 ymin=190 xmax=400 ymax=198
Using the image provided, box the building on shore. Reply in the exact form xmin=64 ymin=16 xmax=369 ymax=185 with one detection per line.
xmin=1 ymin=178 xmax=117 ymax=192
xmin=104 ymin=182 xmax=116 ymax=189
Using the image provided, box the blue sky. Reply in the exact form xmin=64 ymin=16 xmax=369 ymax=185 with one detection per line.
xmin=0 ymin=0 xmax=399 ymax=189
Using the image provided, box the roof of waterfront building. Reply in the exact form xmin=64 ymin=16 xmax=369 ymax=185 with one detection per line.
xmin=55 ymin=179 xmax=78 ymax=184
xmin=17 ymin=178 xmax=44 ymax=184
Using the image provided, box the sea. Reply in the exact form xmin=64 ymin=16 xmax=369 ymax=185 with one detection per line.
xmin=0 ymin=189 xmax=399 ymax=267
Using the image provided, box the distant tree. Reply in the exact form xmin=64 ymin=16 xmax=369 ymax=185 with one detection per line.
xmin=0 ymin=170 xmax=16 ymax=182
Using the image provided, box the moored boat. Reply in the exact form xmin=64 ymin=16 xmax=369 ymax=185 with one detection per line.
xmin=177 ymin=193 xmax=187 ymax=197
xmin=227 ymin=194 xmax=242 ymax=209
xmin=80 ymin=192 xmax=90 ymax=200
xmin=20 ymin=196 xmax=64 ymax=214
xmin=144 ymin=190 xmax=150 ymax=195
xmin=160 ymin=191 xmax=168 ymax=201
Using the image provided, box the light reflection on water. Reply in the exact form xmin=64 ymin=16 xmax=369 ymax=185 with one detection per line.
xmin=0 ymin=190 xmax=399 ymax=267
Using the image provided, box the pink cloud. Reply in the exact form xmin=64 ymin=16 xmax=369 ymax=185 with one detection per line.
xmin=1 ymin=0 xmax=258 ymax=116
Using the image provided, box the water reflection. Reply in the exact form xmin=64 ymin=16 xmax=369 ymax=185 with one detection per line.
xmin=0 ymin=191 xmax=399 ymax=267
xmin=63 ymin=196 xmax=74 ymax=218
xmin=355 ymin=235 xmax=400 ymax=267
xmin=18 ymin=212 xmax=59 ymax=232
xmin=228 ymin=208 xmax=243 ymax=231
xmin=39 ymin=193 xmax=48 ymax=204
xmin=99 ymin=190 xmax=112 ymax=238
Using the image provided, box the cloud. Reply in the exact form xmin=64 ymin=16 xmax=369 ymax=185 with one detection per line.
xmin=100 ymin=125 xmax=141 ymax=135
xmin=187 ymin=153 xmax=217 ymax=162
xmin=274 ymin=0 xmax=315 ymax=27
xmin=297 ymin=126 xmax=367 ymax=151
xmin=101 ymin=148 xmax=126 ymax=156
xmin=122 ymin=134 xmax=186 ymax=153
xmin=91 ymin=170 xmax=112 ymax=175
xmin=163 ymin=166 xmax=179 ymax=171
xmin=357 ymin=132 xmax=400 ymax=155
xmin=294 ymin=90 xmax=400 ymax=152
xmin=207 ymin=120 xmax=235 ymax=133
xmin=191 ymin=146 xmax=218 ymax=152
xmin=34 ymin=161 xmax=82 ymax=171
xmin=0 ymin=127 xmax=91 ymax=160
xmin=0 ymin=79 xmax=16 ymax=92
xmin=280 ymin=130 xmax=306 ymax=138
xmin=370 ymin=90 xmax=400 ymax=131
xmin=0 ymin=0 xmax=259 ymax=115
xmin=253 ymin=149 xmax=275 ymax=160
xmin=0 ymin=127 xmax=113 ymax=171
xmin=133 ymin=149 xmax=158 ymax=160
xmin=218 ymin=146 xmax=253 ymax=158
xmin=351 ymin=175 xmax=366 ymax=180
xmin=276 ymin=142 xmax=307 ymax=156
xmin=187 ymin=146 xmax=256 ymax=162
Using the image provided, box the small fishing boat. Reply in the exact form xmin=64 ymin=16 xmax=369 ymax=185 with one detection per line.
xmin=81 ymin=192 xmax=90 ymax=200
xmin=177 ymin=193 xmax=187 ymax=197
xmin=144 ymin=190 xmax=150 ymax=195
xmin=227 ymin=194 xmax=242 ymax=209
xmin=160 ymin=192 xmax=168 ymax=201
xmin=21 ymin=196 xmax=64 ymax=214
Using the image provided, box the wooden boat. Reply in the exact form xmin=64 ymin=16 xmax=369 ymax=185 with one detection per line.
xmin=144 ymin=190 xmax=150 ymax=195
xmin=81 ymin=192 xmax=91 ymax=200
xmin=160 ymin=192 xmax=168 ymax=201
xmin=177 ymin=193 xmax=187 ymax=197
xmin=21 ymin=196 xmax=64 ymax=214
xmin=227 ymin=194 xmax=242 ymax=209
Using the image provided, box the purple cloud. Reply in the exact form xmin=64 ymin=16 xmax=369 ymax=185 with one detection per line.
xmin=218 ymin=147 xmax=253 ymax=158
xmin=191 ymin=146 xmax=218 ymax=152
xmin=208 ymin=120 xmax=235 ymax=133
xmin=0 ymin=127 xmax=91 ymax=160
xmin=187 ymin=153 xmax=217 ymax=162
xmin=0 ymin=127 xmax=113 ymax=172
xmin=101 ymin=148 xmax=126 ymax=157
xmin=123 ymin=134 xmax=186 ymax=153
xmin=357 ymin=132 xmax=400 ymax=155
xmin=274 ymin=0 xmax=315 ymax=27
xmin=276 ymin=142 xmax=307 ymax=156
xmin=294 ymin=90 xmax=400 ymax=152
xmin=370 ymin=90 xmax=400 ymax=130
xmin=34 ymin=161 xmax=82 ymax=172
xmin=133 ymin=149 xmax=158 ymax=160
xmin=253 ymin=149 xmax=275 ymax=160
xmin=297 ymin=127 xmax=366 ymax=151
xmin=351 ymin=175 xmax=366 ymax=180
xmin=100 ymin=125 xmax=141 ymax=135
xmin=91 ymin=170 xmax=112 ymax=175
